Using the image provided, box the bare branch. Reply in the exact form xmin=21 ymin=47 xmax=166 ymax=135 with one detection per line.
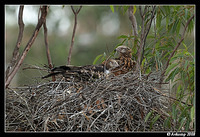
xmin=5 ymin=6 xmax=48 ymax=88
xmin=6 ymin=6 xmax=24 ymax=80
xmin=128 ymin=6 xmax=138 ymax=36
xmin=43 ymin=15 xmax=56 ymax=81
xmin=67 ymin=6 xmax=82 ymax=65
xmin=128 ymin=6 xmax=140 ymax=71
xmin=43 ymin=19 xmax=53 ymax=68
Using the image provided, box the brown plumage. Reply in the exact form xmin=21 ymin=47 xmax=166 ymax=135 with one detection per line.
xmin=112 ymin=45 xmax=136 ymax=76
xmin=42 ymin=59 xmax=119 ymax=82
xmin=42 ymin=46 xmax=135 ymax=81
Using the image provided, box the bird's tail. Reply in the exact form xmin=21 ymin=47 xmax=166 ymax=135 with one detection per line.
xmin=42 ymin=66 xmax=71 ymax=79
xmin=42 ymin=72 xmax=61 ymax=79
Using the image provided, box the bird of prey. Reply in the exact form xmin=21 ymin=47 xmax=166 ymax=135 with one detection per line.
xmin=42 ymin=45 xmax=136 ymax=82
xmin=42 ymin=59 xmax=119 ymax=82
xmin=111 ymin=45 xmax=136 ymax=76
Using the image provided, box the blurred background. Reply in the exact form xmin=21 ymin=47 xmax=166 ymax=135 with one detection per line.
xmin=5 ymin=5 xmax=133 ymax=86
xmin=5 ymin=5 xmax=194 ymax=87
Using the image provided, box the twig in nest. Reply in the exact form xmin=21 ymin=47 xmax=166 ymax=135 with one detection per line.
xmin=6 ymin=71 xmax=173 ymax=131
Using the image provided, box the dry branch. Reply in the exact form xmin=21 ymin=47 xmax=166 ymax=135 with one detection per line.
xmin=128 ymin=6 xmax=138 ymax=36
xmin=43 ymin=19 xmax=53 ymax=69
xmin=5 ymin=6 xmax=48 ymax=88
xmin=67 ymin=6 xmax=82 ymax=65
xmin=43 ymin=16 xmax=56 ymax=81
xmin=6 ymin=6 xmax=24 ymax=80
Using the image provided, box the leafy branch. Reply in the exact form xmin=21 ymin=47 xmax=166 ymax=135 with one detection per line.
xmin=128 ymin=6 xmax=156 ymax=71
xmin=162 ymin=14 xmax=195 ymax=76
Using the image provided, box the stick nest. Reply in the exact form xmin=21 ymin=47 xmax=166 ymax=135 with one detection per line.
xmin=6 ymin=71 xmax=170 ymax=132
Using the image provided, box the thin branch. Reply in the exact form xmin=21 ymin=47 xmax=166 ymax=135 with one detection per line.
xmin=43 ymin=14 xmax=56 ymax=81
xmin=128 ymin=6 xmax=138 ymax=36
xmin=67 ymin=6 xmax=82 ymax=65
xmin=43 ymin=19 xmax=53 ymax=68
xmin=128 ymin=6 xmax=140 ymax=71
xmin=136 ymin=6 xmax=156 ymax=71
xmin=5 ymin=6 xmax=48 ymax=88
xmin=140 ymin=6 xmax=156 ymax=64
xmin=162 ymin=14 xmax=194 ymax=76
xmin=6 ymin=6 xmax=24 ymax=80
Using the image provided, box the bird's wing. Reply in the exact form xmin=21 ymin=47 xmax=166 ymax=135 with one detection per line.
xmin=42 ymin=64 xmax=105 ymax=81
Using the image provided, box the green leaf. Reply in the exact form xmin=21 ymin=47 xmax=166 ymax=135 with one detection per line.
xmin=184 ymin=60 xmax=188 ymax=70
xmin=123 ymin=6 xmax=129 ymax=14
xmin=145 ymin=68 xmax=151 ymax=74
xmin=178 ymin=106 xmax=191 ymax=122
xmin=172 ymin=104 xmax=177 ymax=120
xmin=133 ymin=6 xmax=137 ymax=15
xmin=185 ymin=8 xmax=188 ymax=20
xmin=182 ymin=43 xmax=188 ymax=50
xmin=121 ymin=39 xmax=127 ymax=45
xmin=166 ymin=15 xmax=169 ymax=31
xmin=185 ymin=118 xmax=191 ymax=131
xmin=156 ymin=45 xmax=171 ymax=51
xmin=145 ymin=111 xmax=152 ymax=122
xmin=150 ymin=114 xmax=160 ymax=130
xmin=170 ymin=52 xmax=184 ymax=62
xmin=117 ymin=35 xmax=129 ymax=39
xmin=165 ymin=62 xmax=179 ymax=75
xmin=147 ymin=35 xmax=155 ymax=39
xmin=171 ymin=67 xmax=180 ymax=82
xmin=156 ymin=8 xmax=162 ymax=29
xmin=155 ymin=41 xmax=160 ymax=49
xmin=93 ymin=54 xmax=103 ymax=65
xmin=190 ymin=106 xmax=194 ymax=121
xmin=164 ymin=6 xmax=170 ymax=14
xmin=171 ymin=20 xmax=178 ymax=34
xmin=184 ymin=51 xmax=192 ymax=57
xmin=110 ymin=5 xmax=114 ymax=13
xmin=176 ymin=19 xmax=181 ymax=36
xmin=178 ymin=117 xmax=186 ymax=131
xmin=141 ymin=58 xmax=146 ymax=69
xmin=164 ymin=117 xmax=171 ymax=129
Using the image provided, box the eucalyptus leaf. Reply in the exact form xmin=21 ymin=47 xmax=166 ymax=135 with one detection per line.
xmin=110 ymin=5 xmax=114 ymax=13
xmin=150 ymin=114 xmax=160 ymax=130
xmin=93 ymin=54 xmax=103 ymax=65
xmin=145 ymin=111 xmax=152 ymax=123
xmin=178 ymin=117 xmax=186 ymax=131
xmin=165 ymin=62 xmax=179 ymax=75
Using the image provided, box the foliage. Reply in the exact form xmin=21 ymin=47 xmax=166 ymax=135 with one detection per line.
xmin=163 ymin=43 xmax=194 ymax=131
xmin=96 ymin=5 xmax=195 ymax=131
